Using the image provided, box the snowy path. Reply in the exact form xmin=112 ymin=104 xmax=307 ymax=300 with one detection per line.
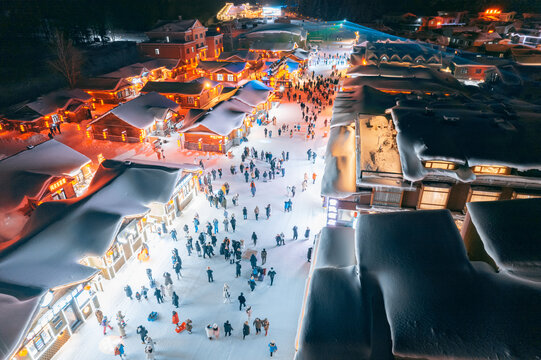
xmin=52 ymin=90 xmax=336 ymax=359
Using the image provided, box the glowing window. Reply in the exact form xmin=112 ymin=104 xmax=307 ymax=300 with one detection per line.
xmin=472 ymin=165 xmax=510 ymax=175
xmin=424 ymin=161 xmax=457 ymax=170
xmin=468 ymin=189 xmax=501 ymax=203
xmin=372 ymin=188 xmax=403 ymax=207
xmin=419 ymin=185 xmax=450 ymax=210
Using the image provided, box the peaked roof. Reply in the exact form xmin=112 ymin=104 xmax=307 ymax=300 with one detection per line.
xmin=232 ymin=80 xmax=273 ymax=107
xmin=0 ymin=160 xmax=186 ymax=359
xmin=76 ymin=77 xmax=131 ymax=91
xmin=198 ymin=61 xmax=248 ymax=74
xmin=91 ymin=92 xmax=179 ymax=129
xmin=0 ymin=140 xmax=91 ymax=212
xmin=218 ymin=50 xmax=259 ymax=62
xmin=148 ymin=19 xmax=200 ymax=33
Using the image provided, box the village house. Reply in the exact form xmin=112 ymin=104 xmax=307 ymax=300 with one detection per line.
xmin=87 ymin=92 xmax=180 ymax=143
xmin=197 ymin=60 xmax=250 ymax=84
xmin=77 ymin=77 xmax=135 ymax=105
xmin=1 ymin=89 xmax=93 ymax=133
xmin=138 ymin=18 xmax=223 ymax=66
xmin=140 ymin=78 xmax=224 ymax=109
xmin=0 ymin=139 xmax=93 ymax=218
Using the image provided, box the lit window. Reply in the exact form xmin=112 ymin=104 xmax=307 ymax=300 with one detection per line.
xmin=227 ymin=74 xmax=234 ymax=81
xmin=372 ymin=188 xmax=403 ymax=207
xmin=424 ymin=161 xmax=457 ymax=170
xmin=513 ymin=192 xmax=541 ymax=199
xmin=418 ymin=185 xmax=450 ymax=210
xmin=188 ymin=97 xmax=194 ymax=104
xmin=472 ymin=165 xmax=510 ymax=175
xmin=216 ymin=74 xmax=224 ymax=81
xmin=468 ymin=188 xmax=501 ymax=203
xmin=155 ymin=48 xmax=160 ymax=55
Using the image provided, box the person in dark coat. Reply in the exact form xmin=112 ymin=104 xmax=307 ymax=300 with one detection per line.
xmin=170 ymin=229 xmax=178 ymax=241
xmin=230 ymin=216 xmax=236 ymax=232
xmin=238 ymin=292 xmax=247 ymax=311
xmin=174 ymin=262 xmax=182 ymax=279
xmin=154 ymin=288 xmax=163 ymax=304
xmin=172 ymin=291 xmax=179 ymax=308
xmin=163 ymin=272 xmax=173 ymax=286
xmin=236 ymin=261 xmax=242 ymax=278
xmin=224 ymin=320 xmax=233 ymax=336
xmin=124 ymin=285 xmax=133 ymax=300
xmin=137 ymin=325 xmax=148 ymax=343
xmin=268 ymin=268 xmax=276 ymax=286
xmin=292 ymin=226 xmax=298 ymax=240
xmin=304 ymin=227 xmax=310 ymax=239
xmin=307 ymin=247 xmax=313 ymax=262
xmin=251 ymin=232 xmax=258 ymax=246
xmin=195 ymin=241 xmax=202 ymax=257
xmin=249 ymin=276 xmax=257 ymax=291
xmin=261 ymin=248 xmax=267 ymax=265
xmin=207 ymin=267 xmax=214 ymax=282
xmin=243 ymin=321 xmax=250 ymax=340
xmin=250 ymin=254 xmax=257 ymax=268
xmin=253 ymin=318 xmax=262 ymax=334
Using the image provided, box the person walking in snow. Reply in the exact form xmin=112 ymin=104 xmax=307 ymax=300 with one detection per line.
xmin=172 ymin=311 xmax=179 ymax=326
xmin=186 ymin=319 xmax=193 ymax=334
xmin=261 ymin=248 xmax=267 ymax=265
xmin=249 ymin=276 xmax=257 ymax=291
xmin=207 ymin=267 xmax=214 ymax=282
xmin=246 ymin=306 xmax=253 ymax=320
xmin=144 ymin=344 xmax=155 ymax=360
xmin=223 ymin=217 xmax=229 ymax=232
xmin=269 ymin=341 xmax=278 ymax=357
xmin=250 ymin=253 xmax=257 ymax=268
xmin=163 ymin=272 xmax=173 ymax=286
xmin=195 ymin=241 xmax=202 ymax=257
xmin=223 ymin=283 xmax=232 ymax=303
xmin=242 ymin=206 xmax=248 ymax=220
xmin=205 ymin=324 xmax=213 ymax=340
xmin=312 ymin=172 xmax=317 ymax=184
xmin=96 ymin=309 xmax=104 ymax=325
xmin=251 ymin=232 xmax=258 ymax=246
xmin=124 ymin=285 xmax=133 ymax=300
xmin=114 ymin=343 xmax=126 ymax=359
xmin=250 ymin=181 xmax=257 ymax=197
xmin=254 ymin=206 xmax=259 ymax=220
xmin=238 ymin=292 xmax=247 ymax=311
xmin=292 ymin=226 xmax=298 ymax=240
xmin=230 ymin=215 xmax=236 ymax=232
xmin=236 ymin=261 xmax=242 ymax=278
xmin=213 ymin=218 xmax=219 ymax=234
xmin=265 ymin=204 xmax=271 ymax=219
xmin=213 ymin=324 xmax=220 ymax=339
xmin=268 ymin=267 xmax=277 ymax=286
xmin=253 ymin=318 xmax=262 ymax=334
xmin=262 ymin=318 xmax=270 ymax=336
xmin=307 ymin=247 xmax=313 ymax=262
xmin=305 ymin=227 xmax=310 ymax=239
xmin=174 ymin=261 xmax=182 ymax=279
xmin=101 ymin=316 xmax=113 ymax=335
xmin=243 ymin=321 xmax=250 ymax=340
xmin=154 ymin=288 xmax=163 ymax=304
xmin=172 ymin=291 xmax=179 ymax=308
xmin=136 ymin=325 xmax=148 ymax=344
xmin=224 ymin=320 xmax=233 ymax=336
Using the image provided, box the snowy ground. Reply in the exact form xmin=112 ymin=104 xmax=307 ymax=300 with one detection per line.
xmin=52 ymin=47 xmax=348 ymax=360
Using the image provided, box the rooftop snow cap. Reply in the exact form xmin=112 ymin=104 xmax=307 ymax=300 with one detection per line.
xmin=391 ymin=106 xmax=541 ymax=182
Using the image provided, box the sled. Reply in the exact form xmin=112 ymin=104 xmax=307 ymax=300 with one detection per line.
xmin=175 ymin=322 xmax=186 ymax=333
xmin=147 ymin=312 xmax=158 ymax=322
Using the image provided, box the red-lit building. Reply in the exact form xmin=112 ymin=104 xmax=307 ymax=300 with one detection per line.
xmin=77 ymin=77 xmax=136 ymax=105
xmin=197 ymin=61 xmax=250 ymax=84
xmin=88 ymin=92 xmax=180 ymax=142
xmin=138 ymin=18 xmax=223 ymax=67
xmin=1 ymin=89 xmax=93 ymax=133
xmin=140 ymin=78 xmax=224 ymax=109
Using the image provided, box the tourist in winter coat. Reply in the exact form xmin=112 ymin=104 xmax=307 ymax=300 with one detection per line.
xmin=305 ymin=227 xmax=310 ymax=239
xmin=205 ymin=324 xmax=213 ymax=339
xmin=102 ymin=316 xmax=113 ymax=335
xmin=124 ymin=285 xmax=133 ymax=300
xmin=249 ymin=276 xmax=257 ymax=291
xmin=230 ymin=216 xmax=236 ymax=232
xmin=243 ymin=321 xmax=250 ymax=339
xmin=262 ymin=318 xmax=270 ymax=336
xmin=312 ymin=172 xmax=317 ymax=184
xmin=172 ymin=311 xmax=179 ymax=326
xmin=154 ymin=288 xmax=163 ymax=304
xmin=96 ymin=309 xmax=104 ymax=325
xmin=307 ymin=247 xmax=313 ymax=262
xmin=242 ymin=207 xmax=248 ymax=219
xmin=213 ymin=323 xmax=220 ymax=339
xmin=253 ymin=318 xmax=262 ymax=334
xmin=136 ymin=325 xmax=148 ymax=343
xmin=224 ymin=320 xmax=233 ymax=336
xmin=254 ymin=206 xmax=259 ymax=220
xmin=223 ymin=283 xmax=232 ymax=303
xmin=207 ymin=267 xmax=214 ymax=282
xmin=238 ymin=292 xmax=247 ymax=311
xmin=172 ymin=291 xmax=179 ymax=308
xmin=269 ymin=341 xmax=278 ymax=357
xmin=250 ymin=182 xmax=256 ymax=197
xmin=236 ymin=261 xmax=242 ymax=278
xmin=268 ymin=268 xmax=277 ymax=286
xmin=163 ymin=272 xmax=173 ymax=286
xmin=114 ymin=343 xmax=126 ymax=359
xmin=117 ymin=319 xmax=126 ymax=338
xmin=223 ymin=218 xmax=229 ymax=232
xmin=293 ymin=226 xmax=298 ymax=240
xmin=144 ymin=344 xmax=155 ymax=360
xmin=261 ymin=248 xmax=267 ymax=265
xmin=246 ymin=306 xmax=253 ymax=320
xmin=186 ymin=319 xmax=193 ymax=334
xmin=251 ymin=232 xmax=258 ymax=246
xmin=174 ymin=261 xmax=182 ymax=279
xmin=265 ymin=204 xmax=271 ymax=219
xmin=250 ymin=253 xmax=257 ymax=268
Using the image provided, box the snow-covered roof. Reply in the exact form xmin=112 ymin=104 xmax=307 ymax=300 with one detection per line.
xmin=356 ymin=210 xmax=541 ymax=359
xmin=333 ymin=86 xmax=398 ymax=115
xmin=321 ymin=125 xmax=357 ymax=198
xmin=76 ymin=77 xmax=131 ymax=91
xmin=198 ymin=61 xmax=248 ymax=74
xmin=218 ymin=50 xmax=259 ymax=62
xmin=242 ymin=23 xmax=306 ymax=38
xmin=102 ymin=63 xmax=148 ymax=79
xmin=358 ymin=114 xmax=402 ymax=175
xmin=231 ymin=80 xmax=272 ymax=107
xmin=467 ymin=198 xmax=541 ymax=282
xmin=249 ymin=41 xmax=297 ymax=52
xmin=91 ymin=92 xmax=179 ymax=129
xmin=140 ymin=58 xmax=180 ymax=71
xmin=391 ymin=106 xmax=541 ymax=182
xmin=0 ymin=140 xmax=91 ymax=213
xmin=181 ymin=98 xmax=252 ymax=136
xmin=342 ymin=75 xmax=463 ymax=94
xmin=347 ymin=64 xmax=436 ymax=79
xmin=0 ymin=160 xmax=186 ymax=358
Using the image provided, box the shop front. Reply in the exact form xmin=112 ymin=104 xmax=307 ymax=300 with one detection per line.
xmin=148 ymin=173 xmax=196 ymax=226
xmin=14 ymin=283 xmax=99 ymax=360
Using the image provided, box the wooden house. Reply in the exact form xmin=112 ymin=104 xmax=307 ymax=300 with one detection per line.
xmin=141 ymin=78 xmax=223 ymax=109
xmin=77 ymin=77 xmax=135 ymax=105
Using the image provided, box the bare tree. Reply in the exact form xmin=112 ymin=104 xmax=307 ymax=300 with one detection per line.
xmin=48 ymin=30 xmax=82 ymax=88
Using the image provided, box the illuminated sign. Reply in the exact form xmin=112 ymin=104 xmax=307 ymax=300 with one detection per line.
xmin=49 ymin=178 xmax=66 ymax=192
xmin=262 ymin=6 xmax=282 ymax=17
